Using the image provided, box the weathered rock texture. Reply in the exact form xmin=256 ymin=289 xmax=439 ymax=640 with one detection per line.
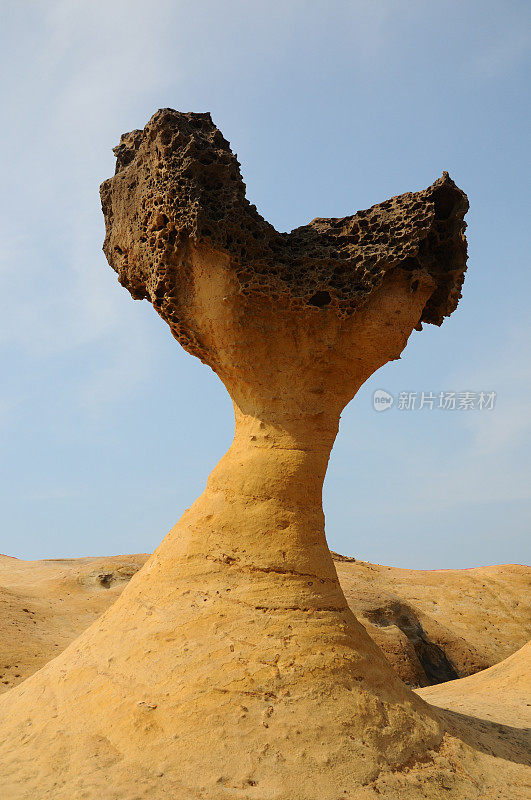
xmin=335 ymin=560 xmax=531 ymax=687
xmin=0 ymin=554 xmax=148 ymax=694
xmin=2 ymin=110 xmax=525 ymax=798
xmin=417 ymin=641 xmax=531 ymax=729
xmin=1 ymin=553 xmax=529 ymax=694
xmin=101 ymin=110 xmax=468 ymax=369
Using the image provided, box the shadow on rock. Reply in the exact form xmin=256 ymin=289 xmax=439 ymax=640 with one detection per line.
xmin=441 ymin=708 xmax=531 ymax=768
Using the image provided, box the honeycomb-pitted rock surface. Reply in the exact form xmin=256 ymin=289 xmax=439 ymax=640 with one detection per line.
xmin=100 ymin=108 xmax=468 ymax=361
xmin=4 ymin=112 xmax=525 ymax=800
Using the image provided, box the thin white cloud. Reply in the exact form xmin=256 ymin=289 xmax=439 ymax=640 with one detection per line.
xmin=0 ymin=0 xmax=181 ymax=406
xmin=1 ymin=0 xmax=395 ymax=404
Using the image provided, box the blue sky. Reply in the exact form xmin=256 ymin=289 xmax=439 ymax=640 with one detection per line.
xmin=0 ymin=0 xmax=529 ymax=567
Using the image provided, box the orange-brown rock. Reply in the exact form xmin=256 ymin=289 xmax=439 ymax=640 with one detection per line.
xmin=417 ymin=641 xmax=531 ymax=729
xmin=1 ymin=553 xmax=528 ymax=695
xmin=0 ymin=554 xmax=148 ymax=695
xmin=2 ymin=109 xmax=526 ymax=799
xmin=336 ymin=560 xmax=531 ymax=687
xmin=101 ymin=109 xmax=468 ymax=367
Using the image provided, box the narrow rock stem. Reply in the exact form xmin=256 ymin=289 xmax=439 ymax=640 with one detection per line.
xmin=154 ymin=403 xmax=347 ymax=612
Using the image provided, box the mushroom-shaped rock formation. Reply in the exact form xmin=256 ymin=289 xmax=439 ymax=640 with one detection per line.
xmin=2 ymin=111 xmax=518 ymax=800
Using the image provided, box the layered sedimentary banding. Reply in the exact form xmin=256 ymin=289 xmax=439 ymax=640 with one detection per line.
xmin=0 ymin=113 xmax=482 ymax=800
xmin=100 ymin=109 xmax=468 ymax=366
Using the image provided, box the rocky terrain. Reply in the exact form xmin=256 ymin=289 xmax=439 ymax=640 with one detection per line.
xmin=1 ymin=552 xmax=528 ymax=694
xmin=335 ymin=556 xmax=530 ymax=686
xmin=0 ymin=553 xmax=147 ymax=694
xmin=418 ymin=640 xmax=531 ymax=728
xmin=1 ymin=110 xmax=527 ymax=799
xmin=0 ymin=550 xmax=529 ymax=799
